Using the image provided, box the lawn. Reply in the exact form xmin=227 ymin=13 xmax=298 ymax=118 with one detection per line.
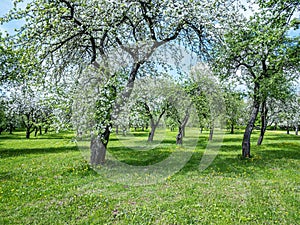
xmin=0 ymin=129 xmax=299 ymax=224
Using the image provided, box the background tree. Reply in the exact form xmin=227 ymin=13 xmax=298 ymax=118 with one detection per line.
xmin=224 ymin=87 xmax=245 ymax=134
xmin=213 ymin=4 xmax=299 ymax=157
xmin=130 ymin=77 xmax=175 ymax=142
xmin=187 ymin=63 xmax=225 ymax=141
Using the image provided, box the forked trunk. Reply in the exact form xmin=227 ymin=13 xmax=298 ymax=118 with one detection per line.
xmin=176 ymin=113 xmax=189 ymax=145
xmin=242 ymin=102 xmax=259 ymax=158
xmin=148 ymin=124 xmax=157 ymax=142
xmin=146 ymin=106 xmax=165 ymax=142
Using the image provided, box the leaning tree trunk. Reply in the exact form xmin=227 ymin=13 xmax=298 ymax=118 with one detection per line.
xmin=242 ymin=101 xmax=260 ymax=158
xmin=257 ymin=100 xmax=268 ymax=146
xmin=148 ymin=122 xmax=157 ymax=142
xmin=34 ymin=127 xmax=39 ymax=137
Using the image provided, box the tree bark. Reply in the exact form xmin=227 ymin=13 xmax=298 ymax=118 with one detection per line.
xmin=257 ymin=100 xmax=268 ymax=146
xmin=287 ymin=123 xmax=290 ymax=134
xmin=26 ymin=126 xmax=31 ymax=139
xmin=209 ymin=125 xmax=214 ymax=141
xmin=90 ymin=124 xmax=111 ymax=165
xmin=9 ymin=123 xmax=13 ymax=134
xmin=148 ymin=124 xmax=157 ymax=142
xmin=34 ymin=127 xmax=38 ymax=137
xmin=176 ymin=113 xmax=189 ymax=145
xmin=242 ymin=101 xmax=260 ymax=158
xmin=230 ymin=123 xmax=234 ymax=134
xmin=295 ymin=125 xmax=298 ymax=135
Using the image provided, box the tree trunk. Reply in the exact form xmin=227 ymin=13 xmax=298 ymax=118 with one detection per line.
xmin=230 ymin=123 xmax=234 ymax=134
xmin=145 ymin=104 xmax=165 ymax=142
xmin=39 ymin=126 xmax=42 ymax=135
xmin=287 ymin=123 xmax=290 ymax=134
xmin=26 ymin=126 xmax=31 ymax=139
xmin=34 ymin=127 xmax=38 ymax=137
xmin=295 ymin=125 xmax=298 ymax=136
xmin=9 ymin=124 xmax=13 ymax=134
xmin=242 ymin=101 xmax=260 ymax=158
xmin=45 ymin=127 xmax=48 ymax=134
xmin=90 ymin=125 xmax=111 ymax=165
xmin=176 ymin=126 xmax=184 ymax=145
xmin=209 ymin=125 xmax=214 ymax=141
xmin=115 ymin=125 xmax=119 ymax=134
xmin=148 ymin=122 xmax=157 ymax=142
xmin=274 ymin=122 xmax=277 ymax=130
xmin=257 ymin=100 xmax=268 ymax=146
xmin=176 ymin=113 xmax=189 ymax=145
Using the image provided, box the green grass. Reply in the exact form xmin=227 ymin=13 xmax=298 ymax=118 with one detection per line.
xmin=0 ymin=129 xmax=299 ymax=224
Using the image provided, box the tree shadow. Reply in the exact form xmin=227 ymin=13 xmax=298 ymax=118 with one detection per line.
xmin=178 ymin=139 xmax=300 ymax=176
xmin=0 ymin=146 xmax=79 ymax=158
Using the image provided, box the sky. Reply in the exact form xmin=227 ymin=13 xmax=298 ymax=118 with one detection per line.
xmin=0 ymin=0 xmax=27 ymax=34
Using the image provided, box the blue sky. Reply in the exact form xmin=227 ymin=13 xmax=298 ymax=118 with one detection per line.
xmin=0 ymin=0 xmax=26 ymax=34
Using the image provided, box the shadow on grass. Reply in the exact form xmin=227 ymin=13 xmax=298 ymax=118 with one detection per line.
xmin=0 ymin=146 xmax=78 ymax=158
xmin=0 ymin=132 xmax=74 ymax=140
xmin=178 ymin=139 xmax=300 ymax=176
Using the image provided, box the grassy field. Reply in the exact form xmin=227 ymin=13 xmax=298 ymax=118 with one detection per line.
xmin=0 ymin=129 xmax=299 ymax=224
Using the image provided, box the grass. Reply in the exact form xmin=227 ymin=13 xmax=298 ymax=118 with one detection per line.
xmin=0 ymin=129 xmax=299 ymax=224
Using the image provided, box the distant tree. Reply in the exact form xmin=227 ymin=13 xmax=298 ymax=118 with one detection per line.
xmin=130 ymin=77 xmax=175 ymax=142
xmin=187 ymin=63 xmax=225 ymax=141
xmin=224 ymin=88 xmax=245 ymax=134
